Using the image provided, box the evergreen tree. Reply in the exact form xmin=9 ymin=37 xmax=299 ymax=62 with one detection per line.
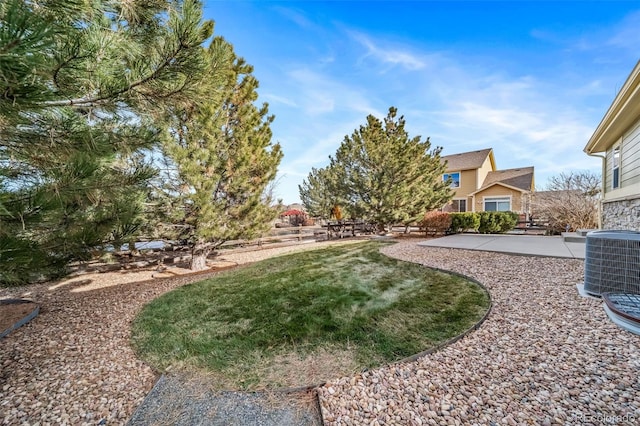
xmin=0 ymin=0 xmax=213 ymax=284
xmin=299 ymin=166 xmax=338 ymax=219
xmin=162 ymin=37 xmax=283 ymax=270
xmin=304 ymin=107 xmax=451 ymax=232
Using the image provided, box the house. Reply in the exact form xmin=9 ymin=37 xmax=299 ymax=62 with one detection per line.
xmin=441 ymin=148 xmax=535 ymax=216
xmin=469 ymin=167 xmax=535 ymax=214
xmin=441 ymin=148 xmax=495 ymax=212
xmin=584 ymin=60 xmax=640 ymax=230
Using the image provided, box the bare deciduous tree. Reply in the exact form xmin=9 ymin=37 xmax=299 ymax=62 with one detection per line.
xmin=546 ymin=171 xmax=601 ymax=197
xmin=533 ymin=171 xmax=601 ymax=233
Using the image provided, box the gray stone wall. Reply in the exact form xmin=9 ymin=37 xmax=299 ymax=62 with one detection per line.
xmin=602 ymin=197 xmax=640 ymax=230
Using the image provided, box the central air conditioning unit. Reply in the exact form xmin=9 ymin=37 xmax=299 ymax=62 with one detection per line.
xmin=583 ymin=230 xmax=640 ymax=297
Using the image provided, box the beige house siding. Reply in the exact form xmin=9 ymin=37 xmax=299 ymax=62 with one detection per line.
xmin=473 ymin=185 xmax=524 ymax=213
xmin=621 ymin=119 xmax=640 ymax=187
xmin=444 ymin=169 xmax=478 ymax=198
xmin=605 ymin=144 xmax=615 ymax=192
xmin=460 ymin=169 xmax=478 ymax=196
xmin=604 ymin=117 xmax=640 ymax=197
xmin=476 ymin=156 xmax=494 ymax=191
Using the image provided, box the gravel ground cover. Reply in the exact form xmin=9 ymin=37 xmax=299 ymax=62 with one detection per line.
xmin=2 ymin=238 xmax=639 ymax=425
xmin=0 ymin=240 xmax=360 ymax=425
xmin=318 ymin=241 xmax=640 ymax=425
xmin=128 ymin=373 xmax=322 ymax=426
xmin=1 ymin=271 xmax=215 ymax=425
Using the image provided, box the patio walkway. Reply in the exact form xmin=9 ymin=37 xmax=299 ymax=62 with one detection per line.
xmin=418 ymin=233 xmax=585 ymax=259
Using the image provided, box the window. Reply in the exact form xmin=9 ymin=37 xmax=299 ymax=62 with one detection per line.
xmin=612 ymin=146 xmax=620 ymax=189
xmin=484 ymin=197 xmax=511 ymax=212
xmin=443 ymin=172 xmax=460 ymax=188
xmin=441 ymin=199 xmax=466 ymax=213
xmin=451 ymin=199 xmax=466 ymax=212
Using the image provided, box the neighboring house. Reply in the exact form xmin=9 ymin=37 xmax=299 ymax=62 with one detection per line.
xmin=441 ymin=148 xmax=535 ymax=216
xmin=441 ymin=148 xmax=495 ymax=212
xmin=584 ymin=60 xmax=640 ymax=230
xmin=469 ymin=167 xmax=535 ymax=214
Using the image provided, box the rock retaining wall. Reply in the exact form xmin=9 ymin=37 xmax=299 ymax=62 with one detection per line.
xmin=602 ymin=197 xmax=640 ymax=230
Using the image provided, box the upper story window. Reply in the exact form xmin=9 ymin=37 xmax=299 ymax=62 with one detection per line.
xmin=612 ymin=146 xmax=620 ymax=189
xmin=443 ymin=172 xmax=460 ymax=188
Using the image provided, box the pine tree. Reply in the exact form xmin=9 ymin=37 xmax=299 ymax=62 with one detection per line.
xmin=0 ymin=0 xmax=213 ymax=284
xmin=162 ymin=37 xmax=283 ymax=270
xmin=304 ymin=107 xmax=452 ymax=232
xmin=299 ymin=166 xmax=339 ymax=219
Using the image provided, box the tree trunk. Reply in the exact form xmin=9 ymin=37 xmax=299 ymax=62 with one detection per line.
xmin=190 ymin=244 xmax=211 ymax=271
xmin=128 ymin=238 xmax=139 ymax=256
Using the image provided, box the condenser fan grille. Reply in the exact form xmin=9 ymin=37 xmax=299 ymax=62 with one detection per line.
xmin=584 ymin=230 xmax=640 ymax=296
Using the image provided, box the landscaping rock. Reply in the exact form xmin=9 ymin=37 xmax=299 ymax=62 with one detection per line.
xmin=317 ymin=241 xmax=640 ymax=425
xmin=1 ymin=239 xmax=639 ymax=425
xmin=0 ymin=240 xmax=360 ymax=425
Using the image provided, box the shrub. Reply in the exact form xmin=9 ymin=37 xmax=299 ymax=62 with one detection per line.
xmin=532 ymin=189 xmax=598 ymax=233
xmin=502 ymin=212 xmax=519 ymax=231
xmin=421 ymin=211 xmax=452 ymax=236
xmin=449 ymin=212 xmax=480 ymax=233
xmin=478 ymin=211 xmax=518 ymax=234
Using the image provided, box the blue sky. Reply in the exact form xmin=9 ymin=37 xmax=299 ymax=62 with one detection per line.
xmin=203 ymin=1 xmax=640 ymax=204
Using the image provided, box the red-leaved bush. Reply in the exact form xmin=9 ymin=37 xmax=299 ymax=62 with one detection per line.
xmin=420 ymin=211 xmax=452 ymax=236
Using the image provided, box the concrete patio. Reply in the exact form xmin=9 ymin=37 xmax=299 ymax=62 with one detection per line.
xmin=417 ymin=233 xmax=586 ymax=259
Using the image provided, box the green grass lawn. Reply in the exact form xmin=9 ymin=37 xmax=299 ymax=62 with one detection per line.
xmin=131 ymin=241 xmax=489 ymax=390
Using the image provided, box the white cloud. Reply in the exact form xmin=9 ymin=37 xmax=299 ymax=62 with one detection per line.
xmin=531 ymin=9 xmax=640 ymax=60
xmin=268 ymin=16 xmax=635 ymax=202
xmin=286 ymin=67 xmax=379 ymax=117
xmin=274 ymin=52 xmax=604 ymax=201
xmin=272 ymin=6 xmax=316 ymax=30
xmin=264 ymin=93 xmax=298 ymax=107
xmin=349 ymin=31 xmax=428 ymax=71
xmin=375 ymin=49 xmax=606 ymax=188
xmin=606 ymin=10 xmax=640 ymax=51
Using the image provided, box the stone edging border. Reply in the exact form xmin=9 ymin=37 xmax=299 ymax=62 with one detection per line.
xmin=1 ymin=299 xmax=40 ymax=339
xmin=391 ymin=265 xmax=493 ymax=366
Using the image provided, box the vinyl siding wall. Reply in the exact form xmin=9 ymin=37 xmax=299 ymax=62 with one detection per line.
xmin=605 ymin=118 xmax=640 ymax=197
xmin=602 ymin=117 xmax=640 ymax=229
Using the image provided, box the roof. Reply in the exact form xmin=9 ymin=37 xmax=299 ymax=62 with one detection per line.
xmin=585 ymin=60 xmax=640 ymax=154
xmin=281 ymin=209 xmax=305 ymax=216
xmin=470 ymin=166 xmax=535 ymax=195
xmin=441 ymin=148 xmax=495 ymax=171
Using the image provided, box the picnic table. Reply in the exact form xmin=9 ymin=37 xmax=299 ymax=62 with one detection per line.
xmin=326 ymin=220 xmax=375 ymax=239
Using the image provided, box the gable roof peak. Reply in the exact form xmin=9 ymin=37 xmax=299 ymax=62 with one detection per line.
xmin=441 ymin=148 xmax=494 ymax=171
